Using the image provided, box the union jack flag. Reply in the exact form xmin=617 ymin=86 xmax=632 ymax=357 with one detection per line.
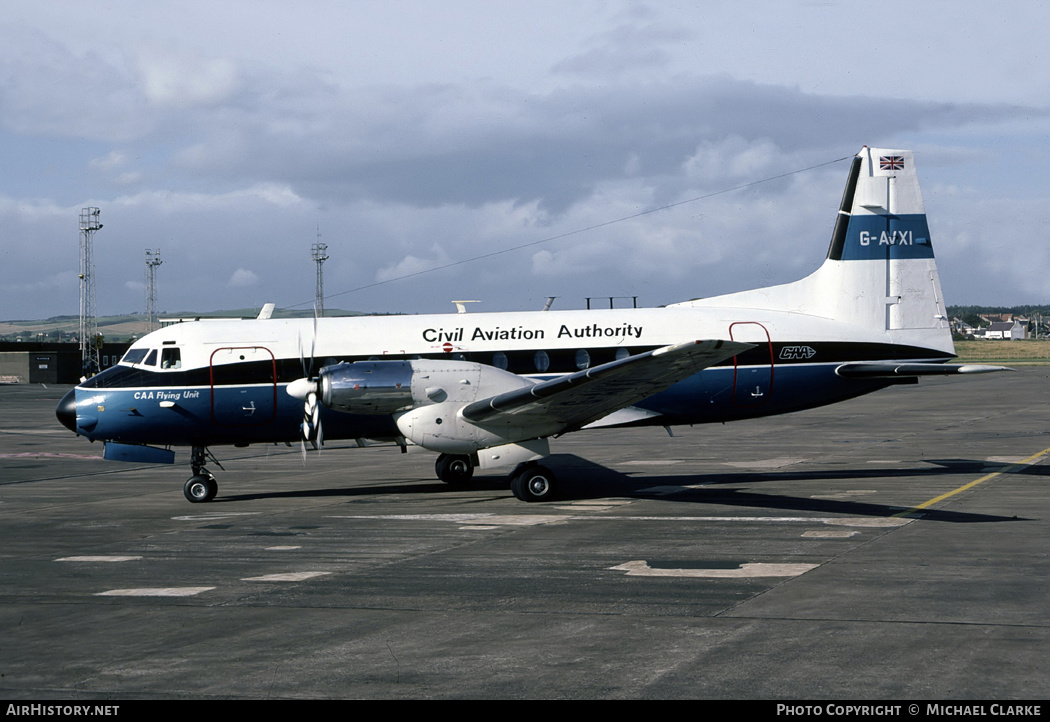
xmin=880 ymin=155 xmax=905 ymax=171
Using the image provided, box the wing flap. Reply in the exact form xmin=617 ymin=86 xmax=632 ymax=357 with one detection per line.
xmin=462 ymin=339 xmax=751 ymax=432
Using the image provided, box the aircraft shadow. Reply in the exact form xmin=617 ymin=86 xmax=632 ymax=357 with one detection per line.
xmin=553 ymin=455 xmax=1027 ymax=523
xmin=217 ymin=453 xmax=1028 ymax=523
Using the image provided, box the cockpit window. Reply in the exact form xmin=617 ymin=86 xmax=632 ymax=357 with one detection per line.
xmin=121 ymin=348 xmax=149 ymax=365
xmin=160 ymin=348 xmax=182 ymax=369
xmin=143 ymin=349 xmax=158 ymax=366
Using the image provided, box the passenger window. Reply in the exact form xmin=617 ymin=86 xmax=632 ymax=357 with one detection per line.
xmin=533 ymin=350 xmax=550 ymax=372
xmin=492 ymin=352 xmax=508 ymax=370
xmin=616 ymin=348 xmax=630 ymax=361
xmin=575 ymin=349 xmax=591 ymax=370
xmin=161 ymin=348 xmax=182 ymax=369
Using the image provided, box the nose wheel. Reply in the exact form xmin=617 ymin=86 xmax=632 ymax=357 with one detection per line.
xmin=184 ymin=471 xmax=218 ymax=503
xmin=184 ymin=446 xmax=221 ymax=503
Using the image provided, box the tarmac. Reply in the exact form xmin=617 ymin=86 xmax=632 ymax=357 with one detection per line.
xmin=1 ymin=369 xmax=1048 ymax=699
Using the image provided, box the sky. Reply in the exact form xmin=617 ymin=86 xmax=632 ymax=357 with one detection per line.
xmin=1 ymin=1 xmax=1049 ymax=320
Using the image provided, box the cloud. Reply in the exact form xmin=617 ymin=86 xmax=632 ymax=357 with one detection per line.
xmin=375 ymin=246 xmax=452 ymax=284
xmin=227 ymin=268 xmax=259 ymax=288
xmin=0 ymin=24 xmax=150 ymax=142
xmin=90 ymin=151 xmax=129 ymax=171
xmin=552 ymin=8 xmax=691 ymax=79
xmin=0 ymin=4 xmax=1048 ymax=321
xmin=137 ymin=48 xmax=241 ymax=107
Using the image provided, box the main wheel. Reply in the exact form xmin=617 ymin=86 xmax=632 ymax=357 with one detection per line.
xmin=184 ymin=475 xmax=218 ymax=503
xmin=435 ymin=454 xmax=474 ymax=485
xmin=510 ymin=464 xmax=556 ymax=502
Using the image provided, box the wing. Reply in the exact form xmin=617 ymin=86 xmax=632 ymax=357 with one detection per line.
xmin=835 ymin=362 xmax=1012 ymax=378
xmin=461 ymin=339 xmax=751 ymax=433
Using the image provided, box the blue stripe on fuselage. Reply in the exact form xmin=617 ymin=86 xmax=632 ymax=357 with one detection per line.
xmin=71 ymin=383 xmax=404 ymax=446
xmin=632 ymin=362 xmax=896 ymax=425
xmin=73 ymin=362 xmax=898 ymax=446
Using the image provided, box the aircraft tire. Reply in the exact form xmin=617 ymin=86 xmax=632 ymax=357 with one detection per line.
xmin=510 ymin=464 xmax=556 ymax=502
xmin=184 ymin=475 xmax=218 ymax=503
xmin=435 ymin=454 xmax=474 ymax=485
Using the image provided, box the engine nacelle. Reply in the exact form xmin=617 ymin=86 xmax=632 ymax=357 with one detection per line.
xmin=317 ymin=358 xmax=535 ymax=417
xmin=315 ymin=358 xmax=559 ymax=453
xmin=395 ymin=400 xmax=560 ymax=454
xmin=320 ymin=360 xmax=415 ymax=414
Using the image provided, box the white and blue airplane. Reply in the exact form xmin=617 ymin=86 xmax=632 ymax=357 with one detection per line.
xmin=56 ymin=147 xmax=1006 ymax=503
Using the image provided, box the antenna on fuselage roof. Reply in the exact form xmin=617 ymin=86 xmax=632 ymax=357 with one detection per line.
xmin=542 ymin=297 xmax=556 ymax=311
xmin=452 ymin=300 xmax=480 ymax=314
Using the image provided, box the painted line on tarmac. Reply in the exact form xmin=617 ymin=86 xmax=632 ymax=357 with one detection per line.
xmin=172 ymin=512 xmax=261 ymax=521
xmin=610 ymin=561 xmax=818 ymax=578
xmin=331 ymin=513 xmax=909 ymax=528
xmin=893 ymin=444 xmax=1050 ymax=518
xmin=96 ymin=587 xmax=215 ymax=597
xmin=242 ymin=572 xmax=331 ymax=582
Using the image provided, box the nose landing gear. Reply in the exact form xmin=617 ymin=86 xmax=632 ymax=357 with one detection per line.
xmin=184 ymin=446 xmax=222 ymax=503
xmin=184 ymin=472 xmax=218 ymax=503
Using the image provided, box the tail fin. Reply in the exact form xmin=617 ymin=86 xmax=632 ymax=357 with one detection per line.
xmin=826 ymin=147 xmax=950 ymax=348
xmin=828 ymin=149 xmax=933 ymax=263
xmin=677 ymin=146 xmax=953 ymax=355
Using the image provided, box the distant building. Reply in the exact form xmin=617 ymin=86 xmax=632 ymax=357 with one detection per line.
xmin=975 ymin=321 xmax=1026 ymax=341
xmin=0 ymin=341 xmax=131 ymax=384
xmin=950 ymin=317 xmax=976 ymax=337
xmin=979 ymin=313 xmax=1014 ymax=324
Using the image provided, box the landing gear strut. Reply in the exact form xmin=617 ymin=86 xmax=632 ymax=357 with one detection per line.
xmin=184 ymin=446 xmax=219 ymax=503
xmin=510 ymin=462 xmax=557 ymax=502
xmin=435 ymin=453 xmax=475 ymax=485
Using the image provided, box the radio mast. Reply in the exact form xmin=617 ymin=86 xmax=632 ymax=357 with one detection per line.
xmin=145 ymin=248 xmax=163 ymax=332
xmin=311 ymin=226 xmax=328 ymax=317
xmin=78 ymin=207 xmax=103 ymax=377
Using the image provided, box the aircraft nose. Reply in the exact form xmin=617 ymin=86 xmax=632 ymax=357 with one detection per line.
xmin=56 ymin=389 xmax=78 ymax=433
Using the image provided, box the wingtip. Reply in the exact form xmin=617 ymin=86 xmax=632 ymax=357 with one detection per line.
xmin=957 ymin=364 xmax=1015 ymax=374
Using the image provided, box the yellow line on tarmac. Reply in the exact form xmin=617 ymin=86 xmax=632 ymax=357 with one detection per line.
xmin=893 ymin=445 xmax=1050 ymax=518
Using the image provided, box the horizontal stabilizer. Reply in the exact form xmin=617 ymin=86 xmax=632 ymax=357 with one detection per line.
xmin=836 ymin=363 xmax=1012 ymax=379
xmin=462 ymin=339 xmax=751 ymax=433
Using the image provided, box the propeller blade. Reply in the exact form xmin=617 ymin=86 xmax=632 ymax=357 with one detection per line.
xmin=293 ymin=311 xmax=324 ymax=462
xmin=310 ymin=395 xmax=322 ymax=451
xmin=311 ymin=308 xmax=318 ymax=375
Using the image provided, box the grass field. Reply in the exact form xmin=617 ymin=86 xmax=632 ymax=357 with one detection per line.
xmin=953 ymin=339 xmax=1050 ymax=364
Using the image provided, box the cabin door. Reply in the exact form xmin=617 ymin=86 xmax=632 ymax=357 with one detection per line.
xmin=209 ymin=346 xmax=278 ymax=426
xmin=729 ymin=322 xmax=773 ymax=407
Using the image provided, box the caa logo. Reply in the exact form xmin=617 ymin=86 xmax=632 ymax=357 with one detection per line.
xmin=779 ymin=345 xmax=816 ymax=360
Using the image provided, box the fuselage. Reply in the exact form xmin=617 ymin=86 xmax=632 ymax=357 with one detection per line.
xmin=57 ymin=301 xmax=950 ymax=449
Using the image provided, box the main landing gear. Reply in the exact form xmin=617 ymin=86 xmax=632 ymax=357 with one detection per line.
xmin=184 ymin=445 xmax=219 ymax=503
xmin=435 ymin=453 xmax=475 ymax=485
xmin=433 ymin=454 xmax=558 ymax=501
xmin=510 ymin=462 xmax=557 ymax=502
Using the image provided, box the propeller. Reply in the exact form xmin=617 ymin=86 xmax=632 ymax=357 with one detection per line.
xmin=291 ymin=311 xmax=323 ymax=461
